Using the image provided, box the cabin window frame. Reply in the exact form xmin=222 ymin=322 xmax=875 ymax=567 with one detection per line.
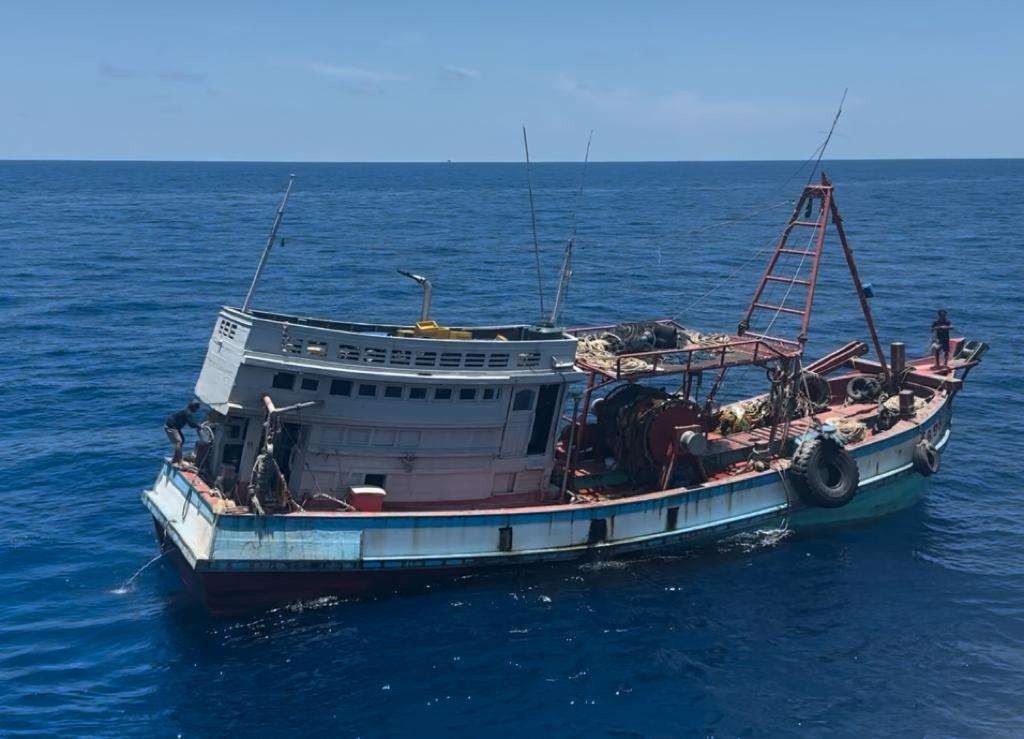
xmin=513 ymin=388 xmax=535 ymax=411
xmin=329 ymin=379 xmax=352 ymax=397
xmin=272 ymin=372 xmax=296 ymax=390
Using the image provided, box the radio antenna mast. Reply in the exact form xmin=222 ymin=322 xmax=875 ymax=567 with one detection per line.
xmin=548 ymin=129 xmax=594 ymax=327
xmin=522 ymin=126 xmax=546 ymax=322
xmin=242 ymin=174 xmax=295 ymax=313
xmin=807 ymin=88 xmax=847 ymax=184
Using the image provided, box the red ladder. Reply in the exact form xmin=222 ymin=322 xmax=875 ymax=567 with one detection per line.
xmin=738 ymin=180 xmax=833 ymax=347
xmin=738 ymin=173 xmax=891 ymax=384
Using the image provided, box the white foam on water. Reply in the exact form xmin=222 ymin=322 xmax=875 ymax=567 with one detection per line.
xmin=111 ymin=552 xmax=165 ymax=595
xmin=578 ymin=559 xmax=629 ymax=572
xmin=719 ymin=527 xmax=792 ymax=554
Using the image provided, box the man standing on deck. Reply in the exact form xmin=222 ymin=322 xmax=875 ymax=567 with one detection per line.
xmin=931 ymin=309 xmax=953 ymax=369
xmin=164 ymin=400 xmax=202 ymax=464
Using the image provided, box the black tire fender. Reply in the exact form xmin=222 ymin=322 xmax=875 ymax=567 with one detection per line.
xmin=801 ymin=370 xmax=832 ymax=411
xmin=790 ymin=438 xmax=859 ymax=508
xmin=912 ymin=440 xmax=940 ymax=476
xmin=846 ymin=375 xmax=881 ymax=403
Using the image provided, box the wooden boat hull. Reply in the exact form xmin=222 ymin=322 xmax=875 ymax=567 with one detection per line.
xmin=144 ymin=396 xmax=952 ymax=616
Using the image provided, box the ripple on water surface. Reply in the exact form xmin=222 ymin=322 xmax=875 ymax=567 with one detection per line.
xmin=1 ymin=159 xmax=1022 ymax=736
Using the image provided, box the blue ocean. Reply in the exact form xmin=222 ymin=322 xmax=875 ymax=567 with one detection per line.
xmin=1 ymin=159 xmax=1021 ymax=736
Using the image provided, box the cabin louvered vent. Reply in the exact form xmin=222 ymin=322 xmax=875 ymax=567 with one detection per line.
xmin=282 ymin=336 xmax=303 ymax=354
xmin=516 ymin=351 xmax=541 ymax=368
xmin=363 ymin=347 xmax=387 ymax=364
xmin=306 ymin=340 xmax=327 ymax=357
xmin=414 ymin=351 xmax=437 ymax=368
xmin=337 ymin=344 xmax=360 ymax=362
xmin=487 ymin=353 xmax=510 ymax=368
xmin=390 ymin=349 xmax=412 ymax=366
xmin=217 ymin=319 xmax=239 ymax=340
xmin=440 ymin=352 xmax=462 ymax=368
xmin=464 ymin=353 xmax=486 ymax=368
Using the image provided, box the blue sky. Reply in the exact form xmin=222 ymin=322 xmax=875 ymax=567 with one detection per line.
xmin=1 ymin=1 xmax=1019 ymax=161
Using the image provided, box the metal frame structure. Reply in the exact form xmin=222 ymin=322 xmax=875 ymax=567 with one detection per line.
xmin=562 ymin=173 xmax=893 ymax=489
xmin=738 ymin=172 xmax=891 ymax=384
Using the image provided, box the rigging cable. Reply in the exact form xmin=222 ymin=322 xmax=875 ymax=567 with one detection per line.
xmin=568 ymin=129 xmax=594 ymax=243
xmin=522 ymin=126 xmax=546 ymax=321
xmin=667 ymin=88 xmax=849 ymax=322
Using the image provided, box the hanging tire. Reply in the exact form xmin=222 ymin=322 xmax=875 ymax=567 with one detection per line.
xmin=801 ymin=371 xmax=832 ymax=411
xmin=912 ymin=440 xmax=940 ymax=476
xmin=791 ymin=438 xmax=859 ymax=508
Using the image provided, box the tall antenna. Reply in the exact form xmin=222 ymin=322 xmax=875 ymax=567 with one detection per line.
xmin=807 ymin=88 xmax=847 ymax=184
xmin=522 ymin=126 xmax=546 ymax=321
xmin=242 ymin=174 xmax=296 ymax=313
xmin=549 ymin=129 xmax=594 ymax=327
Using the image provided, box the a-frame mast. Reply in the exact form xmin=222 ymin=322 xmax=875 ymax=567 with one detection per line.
xmin=738 ymin=172 xmax=891 ymax=384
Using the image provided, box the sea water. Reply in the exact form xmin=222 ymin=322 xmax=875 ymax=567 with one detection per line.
xmin=1 ymin=159 xmax=1022 ymax=735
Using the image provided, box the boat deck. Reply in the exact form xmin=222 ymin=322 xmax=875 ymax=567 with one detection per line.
xmin=173 ymin=357 xmax=963 ymax=517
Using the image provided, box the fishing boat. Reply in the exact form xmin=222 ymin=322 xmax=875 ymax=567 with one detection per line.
xmin=142 ymin=173 xmax=987 ymax=615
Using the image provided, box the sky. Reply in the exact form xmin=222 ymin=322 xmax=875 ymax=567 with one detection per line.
xmin=1 ymin=1 xmax=1020 ymax=161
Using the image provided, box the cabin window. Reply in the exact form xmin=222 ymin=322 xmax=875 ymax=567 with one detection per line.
xmin=513 ymin=388 xmax=535 ymax=411
xmin=483 ymin=387 xmax=498 ymax=401
xmin=459 ymin=388 xmax=477 ymax=401
xmin=358 ymin=383 xmax=377 ymax=398
xmin=330 ymin=379 xmax=352 ymax=396
xmin=384 ymin=385 xmax=403 ymax=398
xmin=272 ymin=372 xmax=296 ymax=390
xmin=409 ymin=387 xmax=427 ymax=400
xmin=363 ymin=473 xmax=387 ymax=487
xmin=433 ymin=388 xmax=452 ymax=400
xmin=301 ymin=377 xmax=319 ymax=391
xmin=527 ymin=384 xmax=561 ymax=456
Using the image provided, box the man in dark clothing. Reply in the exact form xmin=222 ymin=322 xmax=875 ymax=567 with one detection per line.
xmin=931 ymin=309 xmax=953 ymax=369
xmin=165 ymin=400 xmax=202 ymax=464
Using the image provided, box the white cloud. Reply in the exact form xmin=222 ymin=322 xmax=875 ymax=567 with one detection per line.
xmin=99 ymin=62 xmax=207 ymax=85
xmin=554 ymin=73 xmax=810 ymax=134
xmin=306 ymin=62 xmax=408 ymax=94
xmin=440 ymin=64 xmax=481 ymax=81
